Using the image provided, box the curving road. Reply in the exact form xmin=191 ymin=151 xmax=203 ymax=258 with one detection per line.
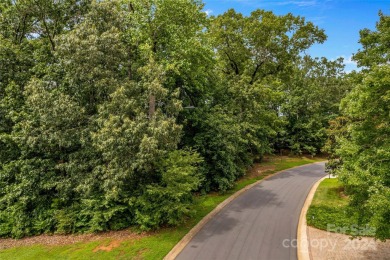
xmin=176 ymin=162 xmax=326 ymax=260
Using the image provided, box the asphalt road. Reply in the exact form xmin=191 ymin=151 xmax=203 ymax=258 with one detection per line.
xmin=176 ymin=162 xmax=326 ymax=260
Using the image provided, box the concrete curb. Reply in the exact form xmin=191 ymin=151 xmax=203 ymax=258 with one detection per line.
xmin=164 ymin=161 xmax=326 ymax=260
xmin=297 ymin=175 xmax=328 ymax=260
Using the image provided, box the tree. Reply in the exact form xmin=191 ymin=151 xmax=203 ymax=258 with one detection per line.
xmin=189 ymin=8 xmax=328 ymax=191
xmin=328 ymin=13 xmax=390 ymax=240
xmin=0 ymin=79 xmax=87 ymax=238
xmin=0 ymin=0 xmax=91 ymax=166
xmin=0 ymin=0 xmax=358 ymax=237
xmin=210 ymin=9 xmax=326 ymax=83
xmin=353 ymin=11 xmax=390 ymax=68
xmin=277 ymin=56 xmax=347 ymax=155
xmin=55 ymin=0 xmax=127 ymax=114
xmin=337 ymin=65 xmax=390 ymax=240
xmin=0 ymin=0 xmax=206 ymax=237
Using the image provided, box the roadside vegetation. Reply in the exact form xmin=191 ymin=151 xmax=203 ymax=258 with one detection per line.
xmin=306 ymin=178 xmax=358 ymax=234
xmin=0 ymin=0 xmax=388 ymax=250
xmin=0 ymin=0 xmax=347 ymax=239
xmin=0 ymin=156 xmax=323 ymax=259
xmin=325 ymin=12 xmax=390 ymax=240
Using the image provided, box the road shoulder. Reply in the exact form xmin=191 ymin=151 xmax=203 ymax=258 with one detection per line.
xmin=297 ymin=176 xmax=327 ymax=260
xmin=298 ymin=177 xmax=390 ymax=260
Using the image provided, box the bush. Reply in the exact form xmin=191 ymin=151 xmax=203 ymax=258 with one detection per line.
xmin=134 ymin=150 xmax=202 ymax=230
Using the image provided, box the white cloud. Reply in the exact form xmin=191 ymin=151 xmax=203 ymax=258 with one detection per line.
xmin=331 ymin=55 xmax=357 ymax=66
xmin=331 ymin=55 xmax=360 ymax=73
xmin=341 ymin=55 xmax=357 ymax=65
xmin=205 ymin=9 xmax=213 ymax=16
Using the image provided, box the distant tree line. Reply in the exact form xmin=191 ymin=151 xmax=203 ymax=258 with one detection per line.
xmin=0 ymin=0 xmax=348 ymax=238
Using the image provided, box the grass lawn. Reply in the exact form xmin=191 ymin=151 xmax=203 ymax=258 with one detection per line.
xmin=306 ymin=178 xmax=361 ymax=235
xmin=0 ymin=156 xmax=324 ymax=260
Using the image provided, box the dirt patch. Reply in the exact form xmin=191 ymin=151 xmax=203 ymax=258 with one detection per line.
xmin=337 ymin=186 xmax=348 ymax=198
xmin=246 ymin=163 xmax=276 ymax=179
xmin=93 ymin=240 xmax=122 ymax=252
xmin=0 ymin=229 xmax=148 ymax=250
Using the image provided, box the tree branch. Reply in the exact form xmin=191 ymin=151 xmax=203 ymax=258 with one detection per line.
xmin=249 ymin=61 xmax=264 ymax=85
xmin=224 ymin=50 xmax=239 ymax=75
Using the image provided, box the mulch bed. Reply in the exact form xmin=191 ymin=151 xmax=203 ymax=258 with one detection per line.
xmin=0 ymin=229 xmax=148 ymax=250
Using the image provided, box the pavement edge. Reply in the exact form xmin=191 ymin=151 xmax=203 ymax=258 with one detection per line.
xmin=164 ymin=161 xmax=326 ymax=260
xmin=297 ymin=174 xmax=328 ymax=260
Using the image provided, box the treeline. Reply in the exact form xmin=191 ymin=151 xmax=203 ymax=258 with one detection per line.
xmin=326 ymin=12 xmax=390 ymax=240
xmin=0 ymin=0 xmax=348 ymax=238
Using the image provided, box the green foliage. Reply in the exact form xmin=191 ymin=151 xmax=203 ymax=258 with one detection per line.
xmin=0 ymin=157 xmax=323 ymax=260
xmin=278 ymin=56 xmax=348 ymax=155
xmin=327 ymin=13 xmax=390 ymax=240
xmin=186 ymin=8 xmax=331 ymax=191
xmin=134 ymin=150 xmax=202 ymax=230
xmin=353 ymin=12 xmax=390 ymax=68
xmin=337 ymin=65 xmax=390 ymax=240
xmin=55 ymin=0 xmax=127 ymax=113
xmin=192 ymin=106 xmax=248 ymax=191
xmin=0 ymin=0 xmax=350 ymax=238
xmin=323 ymin=116 xmax=349 ymax=174
xmin=0 ymin=79 xmax=88 ymax=238
xmin=307 ymin=178 xmax=355 ymax=233
xmin=0 ymin=0 xmax=202 ymax=238
xmin=210 ymin=9 xmax=327 ymax=82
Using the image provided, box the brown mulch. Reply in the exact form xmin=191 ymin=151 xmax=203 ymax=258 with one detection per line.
xmin=0 ymin=229 xmax=148 ymax=250
xmin=245 ymin=163 xmax=276 ymax=179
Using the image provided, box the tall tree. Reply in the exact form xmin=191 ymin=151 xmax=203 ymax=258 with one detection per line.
xmin=0 ymin=0 xmax=206 ymax=236
xmin=277 ymin=56 xmax=347 ymax=155
xmin=353 ymin=11 xmax=390 ymax=68
xmin=328 ymin=13 xmax=390 ymax=240
xmin=192 ymin=8 xmax=328 ymax=191
xmin=210 ymin=9 xmax=326 ymax=83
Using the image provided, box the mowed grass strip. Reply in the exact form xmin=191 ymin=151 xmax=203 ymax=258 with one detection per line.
xmin=0 ymin=156 xmax=324 ymax=260
xmin=306 ymin=178 xmax=359 ymax=234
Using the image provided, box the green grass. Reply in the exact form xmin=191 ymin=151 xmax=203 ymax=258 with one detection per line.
xmin=307 ymin=178 xmax=361 ymax=235
xmin=0 ymin=156 xmax=324 ymax=260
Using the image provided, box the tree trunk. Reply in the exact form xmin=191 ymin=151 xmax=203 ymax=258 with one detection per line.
xmin=149 ymin=94 xmax=155 ymax=118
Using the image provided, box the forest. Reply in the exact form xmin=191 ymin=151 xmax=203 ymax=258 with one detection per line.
xmin=0 ymin=0 xmax=388 ymax=240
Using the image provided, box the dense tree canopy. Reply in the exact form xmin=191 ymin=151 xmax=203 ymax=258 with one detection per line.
xmin=0 ymin=0 xmax=349 ymax=238
xmin=326 ymin=13 xmax=390 ymax=240
xmin=278 ymin=56 xmax=347 ymax=154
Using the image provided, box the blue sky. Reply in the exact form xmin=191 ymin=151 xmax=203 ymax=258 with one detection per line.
xmin=203 ymin=0 xmax=390 ymax=72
